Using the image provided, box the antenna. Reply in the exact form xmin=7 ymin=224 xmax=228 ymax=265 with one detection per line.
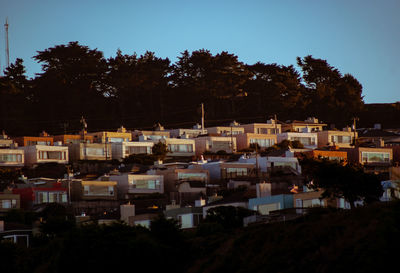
xmin=4 ymin=18 xmax=10 ymax=68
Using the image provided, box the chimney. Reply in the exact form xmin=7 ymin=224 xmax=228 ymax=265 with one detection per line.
xmin=117 ymin=126 xmax=127 ymax=133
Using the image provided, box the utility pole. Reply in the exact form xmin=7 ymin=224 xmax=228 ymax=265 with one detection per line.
xmin=255 ymin=143 xmax=259 ymax=180
xmin=201 ymin=103 xmax=205 ymax=134
xmin=4 ymin=18 xmax=9 ymax=68
xmin=274 ymin=114 xmax=278 ymax=134
xmin=352 ymin=117 xmax=359 ymax=146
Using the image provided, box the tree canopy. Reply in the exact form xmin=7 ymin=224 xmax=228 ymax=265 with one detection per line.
xmin=0 ymin=42 xmax=383 ymax=136
xmin=299 ymin=157 xmax=383 ymax=208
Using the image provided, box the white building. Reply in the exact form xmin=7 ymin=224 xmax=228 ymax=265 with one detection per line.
xmin=111 ymin=141 xmax=154 ymax=160
xmin=22 ymin=145 xmax=68 ymax=166
xmin=277 ymin=132 xmax=318 ymax=149
xmin=109 ymin=174 xmax=164 ymax=199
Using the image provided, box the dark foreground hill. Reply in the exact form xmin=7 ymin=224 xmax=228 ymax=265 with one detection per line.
xmin=187 ymin=202 xmax=400 ymax=273
xmin=1 ymin=201 xmax=399 ymax=273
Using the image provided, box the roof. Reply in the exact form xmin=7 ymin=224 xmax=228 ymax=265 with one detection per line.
xmin=286 ymin=120 xmax=327 ymax=126
xmin=358 ymin=129 xmax=399 ymax=138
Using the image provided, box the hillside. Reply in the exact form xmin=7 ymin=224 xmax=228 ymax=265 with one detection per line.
xmin=187 ymin=201 xmax=400 ymax=273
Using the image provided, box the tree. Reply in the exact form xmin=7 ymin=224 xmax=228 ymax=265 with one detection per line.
xmin=107 ymin=50 xmax=171 ymax=127
xmin=300 ymin=157 xmax=383 ymax=208
xmin=39 ymin=203 xmax=75 ymax=236
xmin=0 ymin=58 xmax=32 ymax=135
xmin=0 ymin=168 xmax=22 ymax=191
xmin=297 ymin=55 xmax=364 ymax=126
xmin=244 ymin=62 xmax=305 ymax=119
xmin=171 ymin=50 xmax=250 ymax=121
xmin=150 ymin=214 xmax=183 ymax=246
xmin=152 ymin=141 xmax=169 ymax=160
xmin=32 ymin=41 xmax=109 ymax=133
xmin=204 ymin=206 xmax=256 ymax=229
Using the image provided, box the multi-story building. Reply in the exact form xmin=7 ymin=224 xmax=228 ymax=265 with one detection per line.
xmin=13 ymin=133 xmax=53 ymax=147
xmin=87 ymin=127 xmax=132 ymax=143
xmin=108 ymin=174 xmax=164 ymax=199
xmin=22 ymin=145 xmax=69 ymax=166
xmin=206 ymin=123 xmax=245 ymax=136
xmin=163 ymin=138 xmax=195 ymax=157
xmin=277 ymin=132 xmax=318 ymax=149
xmin=282 ymin=117 xmax=326 ymax=133
xmin=68 ymin=143 xmax=112 ymax=161
xmin=347 ymin=147 xmax=393 ymax=175
xmin=194 ymin=136 xmax=237 ymax=156
xmin=111 ymin=141 xmax=154 ymax=160
xmin=317 ymin=128 xmax=356 ymax=148
xmin=242 ymin=120 xmax=281 ymax=135
xmin=235 ymin=133 xmax=277 ymax=151
xmin=167 ymin=124 xmax=207 ymax=139
xmin=70 ymin=180 xmax=118 ymax=201
xmin=53 ymin=134 xmax=94 ymax=144
xmin=132 ymin=130 xmax=170 ymax=142
xmin=13 ymin=178 xmax=68 ymax=209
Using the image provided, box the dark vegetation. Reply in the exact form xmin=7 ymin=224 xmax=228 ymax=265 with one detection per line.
xmin=300 ymin=156 xmax=384 ymax=208
xmin=1 ymin=201 xmax=399 ymax=273
xmin=2 ymin=42 xmax=398 ymax=136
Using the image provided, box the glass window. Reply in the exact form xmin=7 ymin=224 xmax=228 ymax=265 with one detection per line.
xmin=85 ymin=147 xmax=105 ymax=156
xmin=178 ymin=172 xmax=207 ymax=181
xmin=132 ymin=179 xmax=160 ymax=190
xmin=0 ymin=154 xmax=21 ymax=162
xmin=109 ymin=137 xmax=124 ymax=143
xmin=226 ymin=167 xmax=248 ymax=175
xmin=127 ymin=146 xmax=149 ymax=155
xmin=49 ymin=193 xmax=55 ymax=203
xmin=1 ymin=200 xmax=11 ymax=208
xmin=361 ymin=152 xmax=390 ymax=163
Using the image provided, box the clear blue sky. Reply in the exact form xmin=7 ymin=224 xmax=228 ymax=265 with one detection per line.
xmin=1 ymin=0 xmax=399 ymax=103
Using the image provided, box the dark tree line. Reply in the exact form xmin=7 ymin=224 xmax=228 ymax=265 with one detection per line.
xmin=0 ymin=41 xmax=370 ymax=136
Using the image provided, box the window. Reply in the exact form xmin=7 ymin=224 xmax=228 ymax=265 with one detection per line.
xmin=250 ymin=138 xmax=274 ymax=148
xmin=361 ymin=152 xmax=390 ymax=163
xmin=84 ymin=185 xmax=114 ymax=196
xmin=331 ymin=135 xmax=352 ymax=144
xmin=37 ymin=192 xmax=66 ymax=203
xmin=1 ymin=199 xmax=17 ymax=209
xmin=291 ymin=137 xmax=315 ymax=146
xmin=178 ymin=172 xmax=207 ymax=181
xmin=39 ymin=151 xmax=65 ymax=160
xmin=85 ymin=147 xmax=106 ymax=156
xmin=226 ymin=167 xmax=248 ymax=176
xmin=108 ymin=137 xmax=124 ymax=143
xmin=0 ymin=154 xmax=22 ymax=163
xmin=168 ymin=144 xmax=193 ymax=153
xmin=131 ymin=179 xmax=160 ymax=190
xmin=126 ymin=146 xmax=149 ymax=155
